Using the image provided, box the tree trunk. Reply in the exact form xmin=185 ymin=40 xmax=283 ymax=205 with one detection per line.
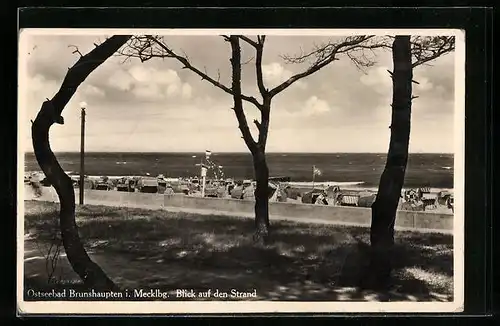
xmin=228 ymin=36 xmax=271 ymax=244
xmin=252 ymin=149 xmax=270 ymax=244
xmin=368 ymin=35 xmax=413 ymax=288
xmin=31 ymin=35 xmax=130 ymax=290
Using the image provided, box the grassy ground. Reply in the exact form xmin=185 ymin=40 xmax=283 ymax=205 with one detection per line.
xmin=23 ymin=200 xmax=453 ymax=302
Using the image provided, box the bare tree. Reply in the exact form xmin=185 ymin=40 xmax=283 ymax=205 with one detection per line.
xmin=368 ymin=35 xmax=455 ymax=288
xmin=31 ymin=35 xmax=130 ymax=289
xmin=119 ymin=34 xmax=385 ymax=243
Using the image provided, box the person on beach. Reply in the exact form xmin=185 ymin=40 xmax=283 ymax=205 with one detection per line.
xmin=242 ymin=182 xmax=255 ymax=201
xmin=314 ymin=191 xmax=329 ymax=205
xmin=164 ymin=184 xmax=174 ymax=195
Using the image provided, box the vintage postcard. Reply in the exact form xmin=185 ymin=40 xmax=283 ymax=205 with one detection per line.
xmin=17 ymin=28 xmax=465 ymax=315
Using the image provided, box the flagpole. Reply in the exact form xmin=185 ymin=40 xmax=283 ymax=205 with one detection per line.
xmin=201 ymin=155 xmax=205 ymax=197
xmin=312 ymin=165 xmax=315 ymax=191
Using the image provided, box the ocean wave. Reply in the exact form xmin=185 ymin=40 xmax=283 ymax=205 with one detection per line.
xmin=23 ymin=152 xmax=454 ymax=189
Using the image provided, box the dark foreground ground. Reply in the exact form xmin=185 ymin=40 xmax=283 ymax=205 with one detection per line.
xmin=23 ymin=200 xmax=453 ymax=302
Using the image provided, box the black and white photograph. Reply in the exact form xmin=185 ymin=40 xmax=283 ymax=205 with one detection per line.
xmin=17 ymin=29 xmax=465 ymax=314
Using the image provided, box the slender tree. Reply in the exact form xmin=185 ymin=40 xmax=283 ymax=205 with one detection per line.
xmin=368 ymin=35 xmax=455 ymax=288
xmin=120 ymin=34 xmax=384 ymax=243
xmin=368 ymin=36 xmax=414 ymax=287
xmin=31 ymin=35 xmax=131 ymax=289
xmin=284 ymin=35 xmax=454 ymax=287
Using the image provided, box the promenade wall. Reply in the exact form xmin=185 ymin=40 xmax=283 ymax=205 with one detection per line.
xmin=159 ymin=194 xmax=453 ymax=231
xmin=24 ymin=186 xmax=453 ymax=232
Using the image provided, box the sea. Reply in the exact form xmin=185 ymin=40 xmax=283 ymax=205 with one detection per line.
xmin=23 ymin=152 xmax=454 ymax=189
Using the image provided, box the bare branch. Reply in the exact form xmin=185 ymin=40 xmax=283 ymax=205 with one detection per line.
xmin=242 ymin=56 xmax=255 ymax=65
xmin=388 ymin=69 xmax=420 ymax=84
xmin=410 ymin=36 xmax=455 ymax=68
xmin=228 ymin=36 xmax=257 ymax=153
xmin=238 ymin=35 xmax=259 ymax=48
xmin=282 ymin=35 xmax=390 ymax=68
xmin=180 ymin=49 xmax=191 ymax=63
xmin=271 ymin=36 xmax=388 ymax=97
xmin=232 ymin=34 xmax=268 ymax=98
xmin=253 ymin=119 xmax=261 ymax=130
xmin=120 ymin=55 xmax=131 ymax=64
xmin=281 ymin=35 xmax=454 ymax=90
xmin=68 ymin=45 xmax=83 ymax=57
xmin=118 ymin=35 xmax=261 ymax=108
xmin=254 ymin=35 xmax=268 ymax=97
xmin=203 ymin=66 xmax=209 ymax=80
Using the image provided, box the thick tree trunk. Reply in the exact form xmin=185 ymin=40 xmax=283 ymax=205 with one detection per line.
xmin=31 ymin=36 xmax=130 ymax=290
xmin=253 ymin=149 xmax=270 ymax=244
xmin=368 ymin=36 xmax=413 ymax=287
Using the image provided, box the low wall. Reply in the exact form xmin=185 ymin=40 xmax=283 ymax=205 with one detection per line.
xmin=162 ymin=195 xmax=255 ymax=214
xmin=24 ymin=186 xmax=166 ymax=209
xmin=162 ymin=195 xmax=453 ymax=231
xmin=23 ymin=186 xmax=453 ymax=232
xmin=85 ymin=189 xmax=165 ymax=209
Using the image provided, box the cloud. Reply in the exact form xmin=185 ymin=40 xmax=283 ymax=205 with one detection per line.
xmin=166 ymin=84 xmax=180 ymax=97
xmin=27 ymin=74 xmax=59 ymax=95
xmin=360 ymin=65 xmax=440 ymax=97
xmin=107 ymin=69 xmax=134 ymax=91
xmin=415 ymin=76 xmax=433 ymax=92
xmin=104 ymin=65 xmax=192 ymax=101
xmin=262 ymin=62 xmax=306 ymax=90
xmin=81 ymin=85 xmax=105 ymax=98
xmin=300 ymin=96 xmax=331 ymax=116
xmin=359 ymin=66 xmax=392 ymax=95
xmin=181 ymin=83 xmax=192 ymax=99
xmin=20 ymin=33 xmax=456 ymax=153
xmin=134 ymin=84 xmax=164 ymax=100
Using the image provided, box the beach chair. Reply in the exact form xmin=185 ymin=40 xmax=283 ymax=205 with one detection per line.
xmin=339 ymin=194 xmax=359 ymax=207
xmin=421 ymin=192 xmax=438 ymax=210
xmin=138 ymin=178 xmax=159 ymax=193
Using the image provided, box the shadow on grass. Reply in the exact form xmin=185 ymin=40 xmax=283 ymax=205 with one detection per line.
xmin=23 ymin=200 xmax=453 ymax=301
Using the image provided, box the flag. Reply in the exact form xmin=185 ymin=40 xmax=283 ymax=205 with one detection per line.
xmin=205 ymin=150 xmax=212 ymax=158
xmin=313 ymin=166 xmax=322 ymax=176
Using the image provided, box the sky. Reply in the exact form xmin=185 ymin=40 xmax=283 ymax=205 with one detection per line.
xmin=19 ymin=31 xmax=457 ymax=153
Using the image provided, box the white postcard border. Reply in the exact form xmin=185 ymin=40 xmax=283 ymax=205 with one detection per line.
xmin=17 ymin=28 xmax=466 ymax=315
